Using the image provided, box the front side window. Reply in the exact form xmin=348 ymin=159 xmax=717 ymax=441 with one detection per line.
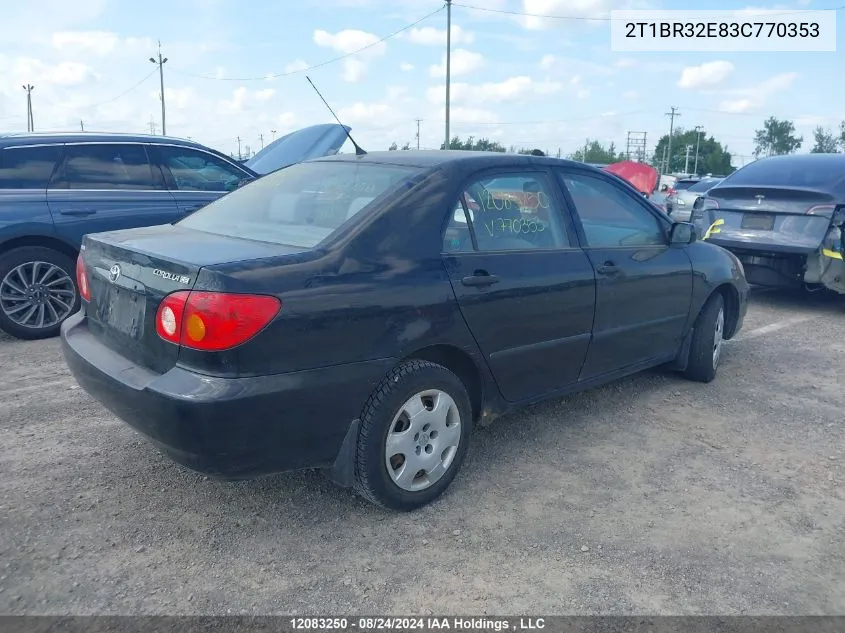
xmin=157 ymin=146 xmax=247 ymax=192
xmin=0 ymin=145 xmax=62 ymax=189
xmin=443 ymin=172 xmax=568 ymax=252
xmin=178 ymin=161 xmax=421 ymax=248
xmin=560 ymin=172 xmax=665 ymax=248
xmin=51 ymin=144 xmax=159 ymax=190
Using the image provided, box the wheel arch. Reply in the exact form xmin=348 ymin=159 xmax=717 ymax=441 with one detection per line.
xmin=714 ymin=282 xmax=740 ymax=340
xmin=0 ymin=235 xmax=79 ymax=261
xmin=404 ymin=344 xmax=484 ymax=424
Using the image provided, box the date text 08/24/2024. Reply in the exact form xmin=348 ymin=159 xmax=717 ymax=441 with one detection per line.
xmin=289 ymin=617 xmax=547 ymax=631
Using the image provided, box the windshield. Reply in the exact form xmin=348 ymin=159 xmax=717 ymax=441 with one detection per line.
xmin=687 ymin=178 xmax=721 ymax=192
xmin=177 ymin=161 xmax=422 ymax=248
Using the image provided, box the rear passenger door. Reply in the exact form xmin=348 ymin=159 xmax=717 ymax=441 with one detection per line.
xmin=0 ymin=144 xmax=63 ymax=235
xmin=151 ymin=145 xmax=252 ymax=217
xmin=556 ymin=169 xmax=693 ymax=380
xmin=46 ymin=143 xmax=178 ymax=246
xmin=442 ymin=169 xmax=596 ymax=403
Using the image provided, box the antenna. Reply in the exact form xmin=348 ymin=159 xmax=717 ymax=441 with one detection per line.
xmin=305 ymin=76 xmax=366 ymax=156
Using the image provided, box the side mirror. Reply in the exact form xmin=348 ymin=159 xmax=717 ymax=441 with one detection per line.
xmin=833 ymin=207 xmax=845 ymax=226
xmin=670 ymin=222 xmax=697 ymax=245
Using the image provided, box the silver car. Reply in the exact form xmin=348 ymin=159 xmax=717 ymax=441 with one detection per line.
xmin=666 ymin=177 xmax=723 ymax=221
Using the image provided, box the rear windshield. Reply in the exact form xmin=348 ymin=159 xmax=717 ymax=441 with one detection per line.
xmin=177 ymin=161 xmax=422 ymax=248
xmin=727 ymin=159 xmax=845 ymax=188
xmin=674 ymin=180 xmax=698 ymax=190
xmin=687 ymin=178 xmax=721 ymax=192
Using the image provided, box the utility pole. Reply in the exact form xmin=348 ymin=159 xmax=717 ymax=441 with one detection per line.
xmin=149 ymin=41 xmax=168 ymax=135
xmin=236 ymin=136 xmax=242 ymax=160
xmin=665 ymin=106 xmax=679 ymax=174
xmin=80 ymin=120 xmax=84 ymax=131
xmin=148 ymin=116 xmax=157 ymax=135
xmin=583 ymin=139 xmax=589 ymax=162
xmin=683 ymin=145 xmax=693 ymax=174
xmin=22 ymin=84 xmax=34 ymax=132
xmin=415 ymin=118 xmax=422 ymax=150
xmin=259 ymin=133 xmax=264 ymax=150
xmin=271 ymin=129 xmax=277 ymax=140
xmin=444 ymin=0 xmax=452 ymax=149
xmin=693 ymin=125 xmax=704 ymax=176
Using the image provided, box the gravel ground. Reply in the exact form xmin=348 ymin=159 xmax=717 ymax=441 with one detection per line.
xmin=1 ymin=287 xmax=843 ymax=615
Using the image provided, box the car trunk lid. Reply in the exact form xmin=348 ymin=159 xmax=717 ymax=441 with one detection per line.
xmin=79 ymin=224 xmax=306 ymax=373
xmin=695 ymin=185 xmax=837 ymax=253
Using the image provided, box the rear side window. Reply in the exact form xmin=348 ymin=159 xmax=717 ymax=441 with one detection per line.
xmin=443 ymin=172 xmax=569 ymax=252
xmin=687 ymin=178 xmax=721 ymax=192
xmin=177 ymin=161 xmax=421 ymax=248
xmin=0 ymin=145 xmax=61 ymax=189
xmin=51 ymin=144 xmax=159 ymax=190
xmin=157 ymin=146 xmax=247 ymax=192
xmin=674 ymin=180 xmax=698 ymax=190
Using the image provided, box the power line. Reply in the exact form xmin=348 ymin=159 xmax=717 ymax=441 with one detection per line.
xmin=452 ymin=2 xmax=845 ymax=21
xmin=170 ymin=4 xmax=446 ymax=81
xmin=75 ymin=69 xmax=158 ymax=110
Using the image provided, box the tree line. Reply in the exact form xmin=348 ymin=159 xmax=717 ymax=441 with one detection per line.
xmin=390 ymin=116 xmax=845 ymax=173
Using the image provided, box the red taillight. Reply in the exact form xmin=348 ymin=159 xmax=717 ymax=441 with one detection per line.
xmin=155 ymin=291 xmax=281 ymax=351
xmin=807 ymin=204 xmax=835 ymax=216
xmin=76 ymin=254 xmax=91 ymax=301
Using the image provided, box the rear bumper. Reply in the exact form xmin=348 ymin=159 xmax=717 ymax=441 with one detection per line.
xmin=60 ymin=311 xmax=395 ymax=479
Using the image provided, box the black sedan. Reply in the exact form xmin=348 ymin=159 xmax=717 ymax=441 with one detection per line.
xmin=61 ymin=151 xmax=749 ymax=511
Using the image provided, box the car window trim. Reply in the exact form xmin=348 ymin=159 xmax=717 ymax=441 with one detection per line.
xmin=555 ymin=166 xmax=672 ymax=250
xmin=441 ymin=166 xmax=581 ymax=255
xmin=47 ymin=142 xmax=165 ymax=192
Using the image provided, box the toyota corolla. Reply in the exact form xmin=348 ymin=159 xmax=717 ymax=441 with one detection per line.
xmin=61 ymin=151 xmax=748 ymax=511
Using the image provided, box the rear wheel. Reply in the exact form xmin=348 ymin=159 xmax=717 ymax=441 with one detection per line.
xmin=353 ymin=360 xmax=473 ymax=511
xmin=0 ymin=246 xmax=79 ymax=340
xmin=682 ymin=292 xmax=725 ymax=383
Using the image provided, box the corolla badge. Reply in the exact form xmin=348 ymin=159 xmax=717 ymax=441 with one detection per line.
xmin=153 ymin=268 xmax=191 ymax=284
xmin=108 ymin=264 xmax=121 ymax=283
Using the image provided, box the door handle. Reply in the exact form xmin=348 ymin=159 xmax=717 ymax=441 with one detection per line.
xmin=461 ymin=272 xmax=499 ymax=287
xmin=59 ymin=209 xmax=97 ymax=216
xmin=596 ymin=262 xmax=620 ymax=275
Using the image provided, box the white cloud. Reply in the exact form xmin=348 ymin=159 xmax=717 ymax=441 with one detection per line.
xmin=521 ymin=0 xmax=643 ymax=30
xmin=254 ymin=89 xmax=275 ymax=101
xmin=3 ymin=56 xmax=93 ymax=86
xmin=400 ymin=62 xmax=414 ymax=71
xmin=444 ymin=107 xmax=500 ymax=125
xmin=406 ymin=25 xmax=474 ymax=46
xmin=429 ymin=49 xmax=485 ymax=78
xmin=540 ymin=54 xmax=556 ymax=69
xmin=677 ymin=61 xmax=734 ymax=89
xmin=718 ymin=72 xmax=798 ymax=113
xmin=313 ymin=29 xmax=386 ymax=82
xmin=613 ymin=57 xmax=637 ymax=69
xmin=284 ymin=59 xmax=309 ymax=73
xmin=428 ymin=76 xmax=563 ymax=105
xmin=51 ymin=30 xmax=118 ymax=55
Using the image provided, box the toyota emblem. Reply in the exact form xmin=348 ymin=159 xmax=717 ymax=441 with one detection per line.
xmin=108 ymin=264 xmax=121 ymax=283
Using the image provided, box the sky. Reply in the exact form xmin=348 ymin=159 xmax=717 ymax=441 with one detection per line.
xmin=1 ymin=0 xmax=843 ymax=167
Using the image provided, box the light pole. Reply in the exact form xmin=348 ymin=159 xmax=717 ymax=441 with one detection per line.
xmin=149 ymin=42 xmax=168 ymax=135
xmin=444 ymin=0 xmax=452 ymax=149
xmin=22 ymin=84 xmax=34 ymax=132
xmin=694 ymin=125 xmax=704 ymax=176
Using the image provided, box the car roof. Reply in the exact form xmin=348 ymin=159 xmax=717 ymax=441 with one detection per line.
xmin=0 ymin=131 xmax=209 ymax=151
xmin=314 ymin=150 xmax=598 ymax=171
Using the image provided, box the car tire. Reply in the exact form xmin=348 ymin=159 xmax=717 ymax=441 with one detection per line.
xmin=353 ymin=359 xmax=473 ymax=511
xmin=682 ymin=292 xmax=725 ymax=383
xmin=0 ymin=246 xmax=79 ymax=340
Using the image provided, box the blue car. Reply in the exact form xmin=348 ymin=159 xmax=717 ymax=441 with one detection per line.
xmin=0 ymin=124 xmax=349 ymax=339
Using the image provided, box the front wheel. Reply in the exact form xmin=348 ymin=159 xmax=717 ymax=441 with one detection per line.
xmin=353 ymin=360 xmax=473 ymax=511
xmin=682 ymin=292 xmax=725 ymax=383
xmin=0 ymin=246 xmax=79 ymax=340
